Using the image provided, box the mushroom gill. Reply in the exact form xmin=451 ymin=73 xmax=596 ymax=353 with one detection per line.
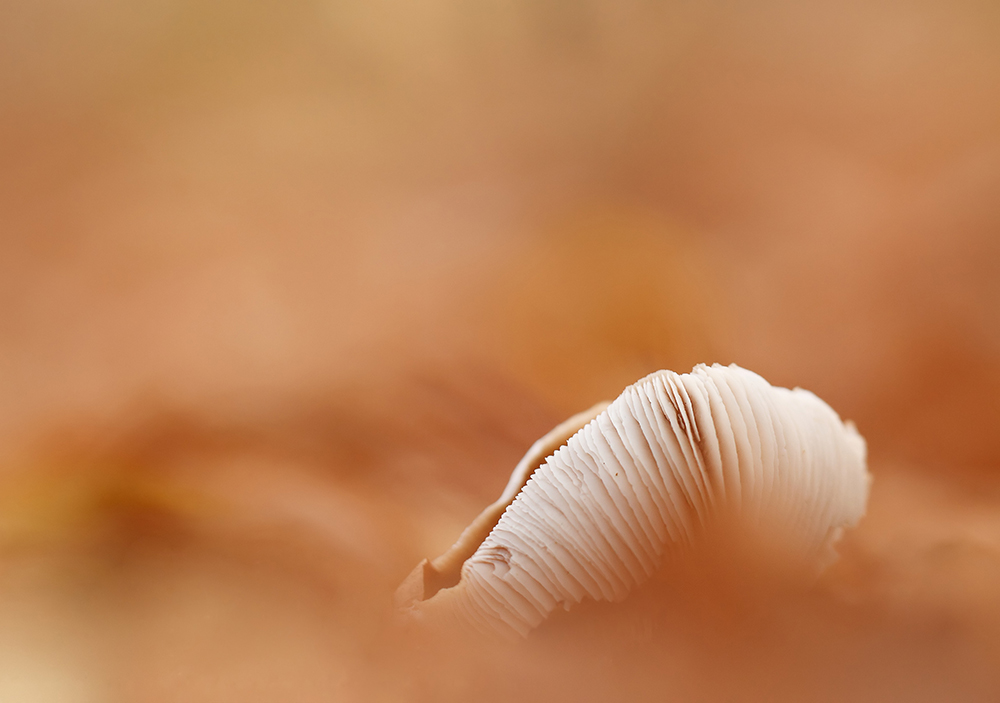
xmin=396 ymin=364 xmax=870 ymax=637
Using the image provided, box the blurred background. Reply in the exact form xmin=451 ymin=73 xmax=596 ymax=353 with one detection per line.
xmin=1 ymin=0 xmax=999 ymax=700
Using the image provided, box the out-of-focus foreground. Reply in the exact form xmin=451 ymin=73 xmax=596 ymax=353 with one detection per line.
xmin=2 ymin=1 xmax=1000 ymax=701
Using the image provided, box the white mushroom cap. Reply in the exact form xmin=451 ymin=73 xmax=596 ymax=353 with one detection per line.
xmin=397 ymin=364 xmax=870 ymax=637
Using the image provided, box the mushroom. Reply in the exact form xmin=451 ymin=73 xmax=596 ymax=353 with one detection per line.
xmin=396 ymin=364 xmax=870 ymax=637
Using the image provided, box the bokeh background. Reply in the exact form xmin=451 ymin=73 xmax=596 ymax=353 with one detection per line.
xmin=2 ymin=1 xmax=1000 ymax=700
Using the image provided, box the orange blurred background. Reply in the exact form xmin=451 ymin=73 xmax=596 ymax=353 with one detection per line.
xmin=1 ymin=1 xmax=999 ymax=700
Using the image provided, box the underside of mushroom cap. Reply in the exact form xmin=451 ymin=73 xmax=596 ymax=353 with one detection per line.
xmin=397 ymin=364 xmax=870 ymax=638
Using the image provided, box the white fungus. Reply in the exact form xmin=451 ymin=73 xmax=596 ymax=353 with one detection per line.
xmin=397 ymin=364 xmax=870 ymax=637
